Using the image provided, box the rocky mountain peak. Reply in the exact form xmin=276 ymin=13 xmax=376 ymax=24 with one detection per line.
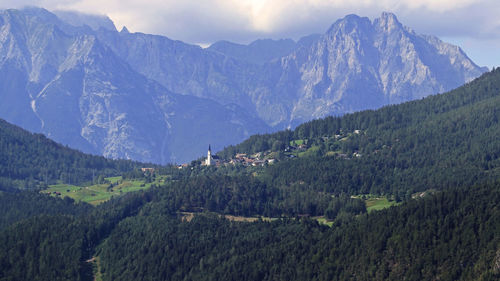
xmin=0 ymin=8 xmax=488 ymax=164
xmin=18 ymin=7 xmax=59 ymax=22
xmin=327 ymin=14 xmax=372 ymax=35
xmin=53 ymin=10 xmax=116 ymax=32
xmin=375 ymin=12 xmax=403 ymax=32
xmin=208 ymin=38 xmax=297 ymax=65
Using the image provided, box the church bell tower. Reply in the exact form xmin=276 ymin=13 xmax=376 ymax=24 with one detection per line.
xmin=206 ymin=145 xmax=212 ymax=166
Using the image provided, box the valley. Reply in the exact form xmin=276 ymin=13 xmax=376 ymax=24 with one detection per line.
xmin=0 ymin=6 xmax=499 ymax=281
xmin=1 ymin=67 xmax=499 ymax=279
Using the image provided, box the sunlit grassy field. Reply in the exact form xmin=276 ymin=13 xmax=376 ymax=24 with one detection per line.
xmin=365 ymin=197 xmax=400 ymax=213
xmin=43 ymin=176 xmax=167 ymax=205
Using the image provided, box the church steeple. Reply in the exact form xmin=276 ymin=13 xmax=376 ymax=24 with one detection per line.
xmin=206 ymin=144 xmax=212 ymax=166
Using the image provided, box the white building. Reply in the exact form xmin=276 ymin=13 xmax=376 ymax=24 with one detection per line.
xmin=206 ymin=145 xmax=212 ymax=166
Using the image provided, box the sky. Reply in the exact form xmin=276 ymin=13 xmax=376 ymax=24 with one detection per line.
xmin=1 ymin=0 xmax=499 ymax=68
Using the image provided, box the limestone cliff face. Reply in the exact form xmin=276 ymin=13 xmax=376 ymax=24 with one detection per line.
xmin=0 ymin=8 xmax=487 ymax=163
xmin=0 ymin=8 xmax=268 ymax=164
xmin=208 ymin=39 xmax=297 ymax=65
xmin=259 ymin=12 xmax=487 ymax=127
xmin=96 ymin=12 xmax=486 ymax=129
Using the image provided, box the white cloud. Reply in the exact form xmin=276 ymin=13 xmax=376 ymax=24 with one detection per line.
xmin=1 ymin=0 xmax=497 ymax=41
xmin=399 ymin=0 xmax=477 ymax=11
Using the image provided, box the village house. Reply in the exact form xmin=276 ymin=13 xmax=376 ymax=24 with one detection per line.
xmin=298 ymin=144 xmax=308 ymax=150
xmin=252 ymin=160 xmax=266 ymax=166
xmin=141 ymin=168 xmax=155 ymax=174
xmin=235 ymin=153 xmax=247 ymax=159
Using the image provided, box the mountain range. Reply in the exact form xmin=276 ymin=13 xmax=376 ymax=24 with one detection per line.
xmin=0 ymin=7 xmax=487 ymax=163
xmin=0 ymin=66 xmax=499 ymax=280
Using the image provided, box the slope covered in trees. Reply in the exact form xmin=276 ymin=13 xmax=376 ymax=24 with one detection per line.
xmin=98 ymin=182 xmax=500 ymax=281
xmin=0 ymin=191 xmax=91 ymax=230
xmin=219 ymin=68 xmax=500 ymax=196
xmin=1 ymin=70 xmax=500 ymax=280
xmin=0 ymin=118 xmax=146 ymax=190
xmin=141 ymin=174 xmax=365 ymax=218
xmin=2 ymin=181 xmax=497 ymax=281
xmin=222 ymin=68 xmax=500 ymax=156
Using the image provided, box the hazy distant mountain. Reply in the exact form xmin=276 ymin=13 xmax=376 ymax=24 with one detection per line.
xmin=0 ymin=8 xmax=268 ymax=164
xmin=53 ymin=10 xmax=117 ymax=32
xmin=253 ymin=12 xmax=488 ymax=127
xmin=94 ymin=27 xmax=260 ymax=114
xmin=0 ymin=8 xmax=487 ymax=163
xmin=208 ymin=39 xmax=297 ymax=65
xmin=93 ymin=11 xmax=486 ymax=128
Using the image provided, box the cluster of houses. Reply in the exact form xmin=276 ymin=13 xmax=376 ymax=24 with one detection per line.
xmin=175 ymin=145 xmax=278 ymax=169
xmin=226 ymin=153 xmax=276 ymax=166
xmin=202 ymin=149 xmax=277 ymax=168
xmin=284 ymin=143 xmax=308 ymax=153
xmin=178 ymin=129 xmax=365 ymax=169
xmin=141 ymin=167 xmax=155 ymax=174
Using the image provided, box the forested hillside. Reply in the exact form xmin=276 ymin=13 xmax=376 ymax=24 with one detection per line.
xmin=1 ymin=70 xmax=500 ymax=280
xmin=1 ymin=181 xmax=498 ymax=280
xmin=0 ymin=118 xmax=145 ymax=190
xmin=221 ymin=68 xmax=500 ymax=156
xmin=96 ymin=182 xmax=500 ymax=281
xmin=0 ymin=191 xmax=91 ymax=230
xmin=220 ymin=68 xmax=500 ymax=197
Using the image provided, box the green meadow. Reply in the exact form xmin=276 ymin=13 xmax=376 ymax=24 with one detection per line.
xmin=43 ymin=176 xmax=168 ymax=205
xmin=364 ymin=197 xmax=401 ymax=213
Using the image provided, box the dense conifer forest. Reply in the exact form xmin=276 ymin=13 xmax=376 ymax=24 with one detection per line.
xmin=0 ymin=119 xmax=145 ymax=190
xmin=1 ymin=182 xmax=499 ymax=280
xmin=1 ymin=69 xmax=500 ymax=280
xmin=97 ymin=182 xmax=500 ymax=281
xmin=220 ymin=68 xmax=500 ymax=196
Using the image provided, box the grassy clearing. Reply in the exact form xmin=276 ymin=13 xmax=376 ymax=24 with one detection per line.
xmin=44 ymin=183 xmax=115 ymax=205
xmin=44 ymin=184 xmax=81 ymax=194
xmin=315 ymin=217 xmax=334 ymax=227
xmin=298 ymin=145 xmax=321 ymax=158
xmin=106 ymin=176 xmax=122 ymax=184
xmin=43 ymin=176 xmax=167 ymax=206
xmin=325 ymin=151 xmax=337 ymax=157
xmin=290 ymin=139 xmax=305 ymax=146
xmin=180 ymin=212 xmax=277 ymax=223
xmin=351 ymin=194 xmax=401 ymax=213
xmin=365 ymin=197 xmax=400 ymax=213
xmin=224 ymin=215 xmax=260 ymax=223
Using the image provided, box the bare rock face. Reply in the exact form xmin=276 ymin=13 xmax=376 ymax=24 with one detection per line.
xmin=0 ymin=8 xmax=487 ymax=163
xmin=95 ymin=12 xmax=485 ymax=129
xmin=259 ymin=12 xmax=487 ymax=127
xmin=208 ymin=38 xmax=297 ymax=65
xmin=494 ymin=249 xmax=500 ymax=275
xmin=0 ymin=8 xmax=269 ymax=164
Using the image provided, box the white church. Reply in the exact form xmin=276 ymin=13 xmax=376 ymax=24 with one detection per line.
xmin=205 ymin=144 xmax=220 ymax=166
